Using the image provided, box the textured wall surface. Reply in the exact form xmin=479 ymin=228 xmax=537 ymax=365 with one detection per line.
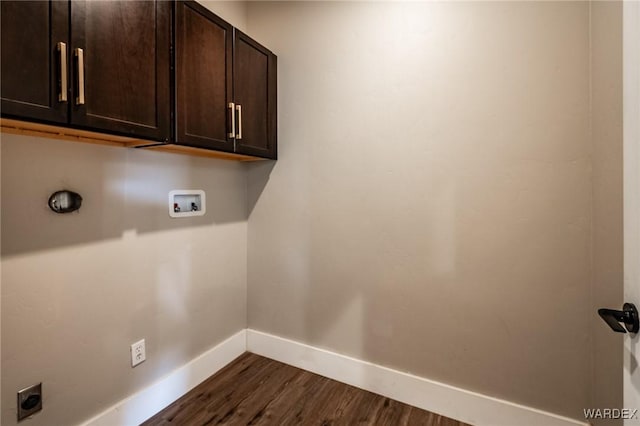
xmin=2 ymin=135 xmax=247 ymax=426
xmin=0 ymin=134 xmax=248 ymax=426
xmin=198 ymin=0 xmax=247 ymax=32
xmin=246 ymin=1 xmax=592 ymax=419
xmin=0 ymin=3 xmax=248 ymax=424
xmin=590 ymin=1 xmax=623 ymax=423
xmin=623 ymin=0 xmax=640 ymax=417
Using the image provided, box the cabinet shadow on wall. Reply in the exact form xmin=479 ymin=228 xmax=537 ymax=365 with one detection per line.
xmin=0 ymin=134 xmax=261 ymax=258
xmin=246 ymin=160 xmax=276 ymax=217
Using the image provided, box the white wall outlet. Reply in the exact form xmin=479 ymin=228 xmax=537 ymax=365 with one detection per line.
xmin=131 ymin=339 xmax=146 ymax=367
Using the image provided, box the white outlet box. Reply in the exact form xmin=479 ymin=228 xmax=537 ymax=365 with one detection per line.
xmin=131 ymin=339 xmax=146 ymax=367
xmin=169 ymin=190 xmax=206 ymax=218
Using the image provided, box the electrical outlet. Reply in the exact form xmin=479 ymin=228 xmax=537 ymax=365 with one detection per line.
xmin=131 ymin=339 xmax=146 ymax=367
xmin=17 ymin=383 xmax=42 ymax=421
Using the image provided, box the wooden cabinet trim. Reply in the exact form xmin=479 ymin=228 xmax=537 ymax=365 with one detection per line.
xmin=0 ymin=118 xmax=266 ymax=161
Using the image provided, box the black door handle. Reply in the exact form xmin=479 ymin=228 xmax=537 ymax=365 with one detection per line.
xmin=598 ymin=303 xmax=639 ymax=333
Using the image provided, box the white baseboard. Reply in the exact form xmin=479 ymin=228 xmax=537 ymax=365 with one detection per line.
xmin=77 ymin=328 xmax=588 ymax=426
xmin=79 ymin=329 xmax=247 ymax=426
xmin=246 ymin=329 xmax=588 ymax=426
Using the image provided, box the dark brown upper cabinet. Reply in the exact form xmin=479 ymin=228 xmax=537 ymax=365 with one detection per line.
xmin=174 ymin=1 xmax=277 ymax=160
xmin=70 ymin=1 xmax=170 ymax=141
xmin=1 ymin=0 xmax=171 ymax=142
xmin=1 ymin=1 xmax=69 ymax=124
xmin=1 ymin=0 xmax=276 ymax=160
xmin=233 ymin=30 xmax=277 ymax=159
xmin=175 ymin=1 xmax=234 ymax=152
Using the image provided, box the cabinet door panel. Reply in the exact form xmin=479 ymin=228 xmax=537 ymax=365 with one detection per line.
xmin=175 ymin=1 xmax=233 ymax=151
xmin=1 ymin=1 xmax=69 ymax=123
xmin=70 ymin=0 xmax=170 ymax=141
xmin=234 ymin=30 xmax=277 ymax=159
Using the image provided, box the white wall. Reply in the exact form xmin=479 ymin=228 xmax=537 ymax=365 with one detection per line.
xmin=246 ymin=1 xmax=592 ymax=419
xmin=0 ymin=134 xmax=248 ymax=426
xmin=590 ymin=1 xmax=623 ymax=423
xmin=623 ymin=0 xmax=640 ymax=421
xmin=197 ymin=0 xmax=247 ymax=32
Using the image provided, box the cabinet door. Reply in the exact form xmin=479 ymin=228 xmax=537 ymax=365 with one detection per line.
xmin=233 ymin=30 xmax=277 ymax=159
xmin=70 ymin=1 xmax=170 ymax=141
xmin=174 ymin=1 xmax=234 ymax=152
xmin=1 ymin=1 xmax=69 ymax=124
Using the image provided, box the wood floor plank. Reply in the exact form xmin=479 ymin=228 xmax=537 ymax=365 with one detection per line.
xmin=151 ymin=355 xmax=275 ymax=425
xmin=373 ymin=398 xmax=412 ymax=425
xmin=154 ymin=353 xmax=256 ymax=422
xmin=269 ymin=373 xmax=336 ymax=425
xmin=182 ymin=359 xmax=287 ymax=425
xmin=354 ymin=395 xmax=388 ymax=425
xmin=248 ymin=366 xmax=321 ymax=425
xmin=141 ymin=353 xmax=470 ymax=426
xmin=216 ymin=361 xmax=301 ymax=425
xmin=319 ymin=382 xmax=368 ymax=424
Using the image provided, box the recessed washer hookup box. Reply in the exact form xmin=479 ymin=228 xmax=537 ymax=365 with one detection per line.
xmin=169 ymin=190 xmax=206 ymax=218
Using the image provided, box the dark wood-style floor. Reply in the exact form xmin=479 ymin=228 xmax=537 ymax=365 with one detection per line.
xmin=142 ymin=352 xmax=469 ymax=426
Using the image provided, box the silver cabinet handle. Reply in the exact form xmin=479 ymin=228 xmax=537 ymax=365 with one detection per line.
xmin=228 ymin=102 xmax=235 ymax=138
xmin=236 ymin=104 xmax=242 ymax=140
xmin=74 ymin=48 xmax=85 ymax=105
xmin=57 ymin=42 xmax=67 ymax=102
